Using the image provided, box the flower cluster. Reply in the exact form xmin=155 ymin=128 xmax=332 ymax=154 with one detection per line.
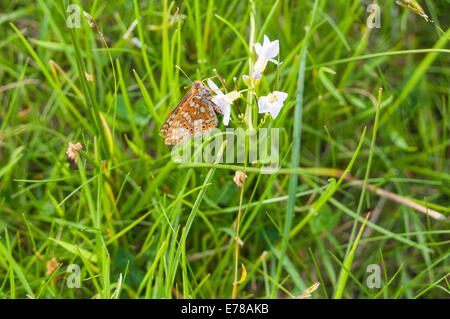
xmin=253 ymin=35 xmax=288 ymax=120
xmin=207 ymin=34 xmax=288 ymax=125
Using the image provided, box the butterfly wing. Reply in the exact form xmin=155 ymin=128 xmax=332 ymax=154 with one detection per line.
xmin=190 ymin=96 xmax=219 ymax=136
xmin=159 ymin=87 xmax=196 ymax=136
xmin=160 ymin=85 xmax=220 ymax=145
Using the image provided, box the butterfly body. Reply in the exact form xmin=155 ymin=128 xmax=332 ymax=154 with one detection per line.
xmin=160 ymin=81 xmax=222 ymax=145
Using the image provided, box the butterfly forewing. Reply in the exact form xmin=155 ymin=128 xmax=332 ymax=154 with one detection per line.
xmin=159 ymin=86 xmax=195 ymax=136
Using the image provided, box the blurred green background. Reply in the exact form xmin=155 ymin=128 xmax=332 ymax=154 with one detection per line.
xmin=0 ymin=0 xmax=449 ymax=299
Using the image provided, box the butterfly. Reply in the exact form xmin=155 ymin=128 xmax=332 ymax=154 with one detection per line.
xmin=160 ymin=80 xmax=222 ymax=145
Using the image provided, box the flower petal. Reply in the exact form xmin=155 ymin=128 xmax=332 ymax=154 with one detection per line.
xmin=264 ymin=40 xmax=279 ymax=59
xmin=254 ymin=42 xmax=263 ymax=56
xmin=269 ymin=102 xmax=283 ymax=119
xmin=207 ymin=79 xmax=222 ymax=95
xmin=274 ymin=91 xmax=288 ymax=103
xmin=222 ymin=102 xmax=231 ymax=126
xmin=269 ymin=58 xmax=280 ymax=65
xmin=258 ymin=97 xmax=270 ymax=113
xmin=212 ymin=95 xmax=231 ymax=126
xmin=263 ymin=34 xmax=270 ymax=48
xmin=225 ymin=91 xmax=241 ymax=102
xmin=254 ymin=57 xmax=268 ymax=73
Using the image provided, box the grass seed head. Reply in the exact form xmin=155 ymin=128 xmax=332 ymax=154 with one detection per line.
xmin=396 ymin=0 xmax=430 ymax=21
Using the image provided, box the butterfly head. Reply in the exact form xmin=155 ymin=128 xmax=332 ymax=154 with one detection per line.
xmin=193 ymin=80 xmax=212 ymax=97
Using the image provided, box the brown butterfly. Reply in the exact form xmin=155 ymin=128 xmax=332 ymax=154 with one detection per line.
xmin=160 ymin=80 xmax=222 ymax=145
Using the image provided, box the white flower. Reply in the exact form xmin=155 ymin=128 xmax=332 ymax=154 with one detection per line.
xmin=258 ymin=91 xmax=288 ymax=119
xmin=207 ymin=79 xmax=241 ymax=126
xmin=254 ymin=35 xmax=280 ymax=73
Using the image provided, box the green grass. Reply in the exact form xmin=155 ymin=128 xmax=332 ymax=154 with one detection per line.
xmin=0 ymin=0 xmax=449 ymax=299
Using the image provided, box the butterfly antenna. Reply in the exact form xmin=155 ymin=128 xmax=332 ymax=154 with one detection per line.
xmin=201 ymin=75 xmax=217 ymax=82
xmin=175 ymin=65 xmax=193 ymax=83
xmin=200 ymin=75 xmax=218 ymax=88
